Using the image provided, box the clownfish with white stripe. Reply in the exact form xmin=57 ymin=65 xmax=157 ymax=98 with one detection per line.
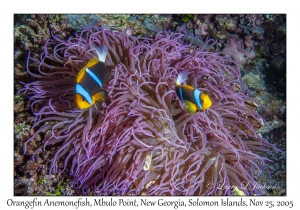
xmin=75 ymin=44 xmax=111 ymax=109
xmin=175 ymin=71 xmax=212 ymax=113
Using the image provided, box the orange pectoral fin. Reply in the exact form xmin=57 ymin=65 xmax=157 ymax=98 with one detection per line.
xmin=184 ymin=100 xmax=197 ymax=113
xmin=93 ymin=91 xmax=107 ymax=102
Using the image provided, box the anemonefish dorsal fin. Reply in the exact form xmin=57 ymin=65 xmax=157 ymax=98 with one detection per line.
xmin=93 ymin=91 xmax=107 ymax=102
xmin=180 ymin=84 xmax=194 ymax=90
xmin=86 ymin=57 xmax=100 ymax=68
xmin=176 ymin=70 xmax=190 ymax=85
xmin=91 ymin=43 xmax=108 ymax=63
xmin=184 ymin=100 xmax=197 ymax=113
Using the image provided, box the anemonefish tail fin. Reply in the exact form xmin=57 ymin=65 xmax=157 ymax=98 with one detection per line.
xmin=93 ymin=91 xmax=107 ymax=102
xmin=176 ymin=70 xmax=189 ymax=85
xmin=91 ymin=43 xmax=108 ymax=63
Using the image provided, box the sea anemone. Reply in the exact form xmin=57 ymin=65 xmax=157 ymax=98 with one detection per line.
xmin=22 ymin=27 xmax=278 ymax=195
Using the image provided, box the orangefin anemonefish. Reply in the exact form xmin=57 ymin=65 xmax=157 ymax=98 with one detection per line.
xmin=175 ymin=71 xmax=212 ymax=113
xmin=75 ymin=44 xmax=111 ymax=109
